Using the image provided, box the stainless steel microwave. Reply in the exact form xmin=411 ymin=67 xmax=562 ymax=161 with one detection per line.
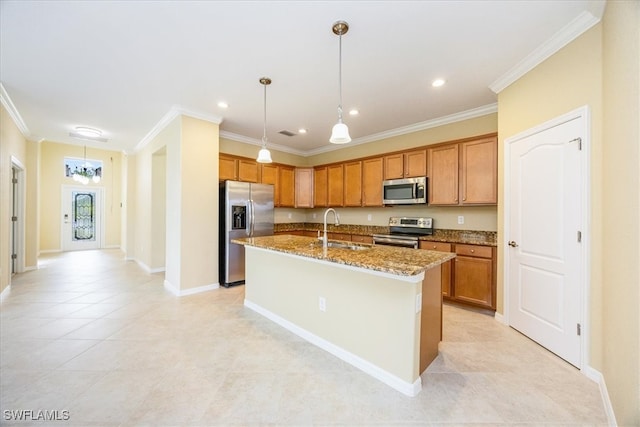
xmin=382 ymin=176 xmax=427 ymax=205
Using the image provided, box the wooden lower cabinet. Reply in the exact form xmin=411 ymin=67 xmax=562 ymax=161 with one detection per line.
xmin=419 ymin=241 xmax=452 ymax=297
xmin=420 ymin=241 xmax=496 ymax=310
xmin=351 ymin=234 xmax=373 ymax=244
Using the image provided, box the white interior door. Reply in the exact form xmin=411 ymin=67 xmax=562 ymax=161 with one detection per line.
xmin=506 ymin=112 xmax=585 ymax=367
xmin=62 ymin=186 xmax=103 ymax=251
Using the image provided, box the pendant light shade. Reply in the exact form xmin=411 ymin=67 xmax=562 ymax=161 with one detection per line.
xmin=256 ymin=77 xmax=273 ymax=163
xmin=329 ymin=20 xmax=351 ymax=144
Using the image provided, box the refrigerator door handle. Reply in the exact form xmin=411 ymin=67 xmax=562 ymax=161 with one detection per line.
xmin=249 ymin=199 xmax=255 ymax=236
xmin=246 ymin=200 xmax=252 ymax=236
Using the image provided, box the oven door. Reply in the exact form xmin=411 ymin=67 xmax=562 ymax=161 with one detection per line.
xmin=372 ymin=235 xmax=419 ymax=249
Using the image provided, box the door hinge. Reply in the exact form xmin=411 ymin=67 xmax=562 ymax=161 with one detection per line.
xmin=11 ymin=216 xmax=18 ymax=222
xmin=11 ymin=254 xmax=17 ymax=260
xmin=569 ymin=137 xmax=582 ymax=150
xmin=577 ymin=231 xmax=582 ymax=242
xmin=12 ymin=178 xmax=18 ymax=184
xmin=577 ymin=323 xmax=581 ymax=336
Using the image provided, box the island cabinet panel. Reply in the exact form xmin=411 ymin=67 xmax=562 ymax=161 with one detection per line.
xmin=314 ymin=166 xmax=328 ymax=207
xmin=362 ymin=157 xmax=384 ymax=206
xmin=383 ymin=149 xmax=427 ymax=180
xmin=428 ymin=144 xmax=459 ymax=205
xmin=344 ymin=161 xmax=363 ymax=207
xmin=460 ymin=136 xmax=498 ymax=204
xmin=238 ymin=159 xmax=260 ymax=183
xmin=219 ymin=155 xmax=238 ymax=181
xmin=279 ymin=165 xmax=295 ymax=207
xmin=452 ymin=244 xmax=496 ymax=310
xmin=419 ymin=241 xmax=452 ymax=297
xmin=327 ymin=164 xmax=344 ymax=207
xmin=294 ymin=168 xmax=314 ymax=208
xmin=351 ymin=234 xmax=373 ymax=244
xmin=327 ymin=232 xmax=351 ymax=241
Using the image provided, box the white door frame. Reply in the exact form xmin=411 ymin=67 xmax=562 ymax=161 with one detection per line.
xmin=61 ymin=185 xmax=105 ymax=251
xmin=10 ymin=156 xmax=26 ymax=274
xmin=503 ymin=105 xmax=591 ymax=371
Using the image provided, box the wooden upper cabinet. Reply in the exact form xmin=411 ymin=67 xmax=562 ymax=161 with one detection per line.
xmin=219 ymin=155 xmax=238 ymax=181
xmin=295 ymin=167 xmax=314 ymax=208
xmin=460 ymin=136 xmax=497 ymax=204
xmin=428 ymin=144 xmax=459 ymax=205
xmin=260 ymin=163 xmax=279 ymax=205
xmin=238 ymin=159 xmax=260 ymax=183
xmin=327 ymin=164 xmax=344 ymax=207
xmin=344 ymin=161 xmax=363 ymax=207
xmin=383 ymin=149 xmax=427 ymax=180
xmin=404 ymin=149 xmax=427 ymax=177
xmin=314 ymin=166 xmax=328 ymax=207
xmin=362 ymin=157 xmax=384 ymax=206
xmin=279 ymin=165 xmax=295 ymax=207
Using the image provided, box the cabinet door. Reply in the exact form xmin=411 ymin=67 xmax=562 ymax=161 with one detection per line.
xmin=453 ymin=256 xmax=493 ymax=309
xmin=294 ymin=168 xmax=314 ymax=208
xmin=344 ymin=161 xmax=362 ymax=207
xmin=327 ymin=164 xmax=344 ymax=207
xmin=261 ymin=164 xmax=279 ymax=205
xmin=362 ymin=157 xmax=384 ymax=206
xmin=238 ymin=159 xmax=260 ymax=183
xmin=428 ymin=144 xmax=459 ymax=205
xmin=419 ymin=241 xmax=453 ymax=297
xmin=219 ymin=155 xmax=238 ymax=181
xmin=279 ymin=166 xmax=295 ymax=208
xmin=383 ymin=154 xmax=404 ymax=180
xmin=460 ymin=136 xmax=497 ymax=205
xmin=404 ymin=149 xmax=427 ymax=177
xmin=314 ymin=166 xmax=328 ymax=207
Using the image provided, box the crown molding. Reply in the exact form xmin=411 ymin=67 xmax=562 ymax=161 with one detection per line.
xmin=0 ymin=82 xmax=30 ymax=137
xmin=219 ymin=130 xmax=309 ymax=157
xmin=489 ymin=10 xmax=601 ymax=94
xmin=134 ymin=104 xmax=223 ymax=153
xmin=304 ymin=103 xmax=499 ymax=156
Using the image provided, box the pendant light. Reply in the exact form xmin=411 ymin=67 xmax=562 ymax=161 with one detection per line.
xmin=329 ymin=20 xmax=351 ymax=144
xmin=256 ymin=77 xmax=273 ymax=163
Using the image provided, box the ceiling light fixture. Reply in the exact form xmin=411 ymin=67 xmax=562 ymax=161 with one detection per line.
xmin=69 ymin=126 xmax=108 ymax=143
xmin=432 ymin=79 xmax=446 ymax=87
xmin=256 ymin=77 xmax=273 ymax=164
xmin=329 ymin=20 xmax=351 ymax=144
xmin=298 ymin=128 xmax=307 ymax=134
xmin=349 ymin=109 xmax=359 ymax=116
xmin=72 ymin=145 xmax=101 ymax=185
xmin=217 ymin=101 xmax=229 ymax=109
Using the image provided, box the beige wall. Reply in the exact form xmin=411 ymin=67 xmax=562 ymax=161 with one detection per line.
xmin=220 ymin=137 xmax=308 ymax=166
xmin=39 ymin=141 xmax=123 ymax=252
xmin=498 ymin=2 xmax=640 ymax=423
xmin=601 ymin=1 xmax=640 ymax=424
xmin=0 ymin=105 xmax=35 ymax=294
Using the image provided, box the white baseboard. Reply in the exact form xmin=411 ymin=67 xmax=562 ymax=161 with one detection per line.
xmin=584 ymin=365 xmax=617 ymax=426
xmin=104 ymin=245 xmax=120 ymax=249
xmin=149 ymin=267 xmax=166 ymax=274
xmin=0 ymin=285 xmax=11 ymax=303
xmin=494 ymin=311 xmax=507 ymax=325
xmin=24 ymin=265 xmax=37 ymax=272
xmin=163 ymin=280 xmax=219 ymax=297
xmin=39 ymin=249 xmax=62 ymax=254
xmin=244 ymin=298 xmax=422 ymax=397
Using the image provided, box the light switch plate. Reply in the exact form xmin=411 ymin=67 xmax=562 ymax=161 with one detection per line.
xmin=458 ymin=216 xmax=464 ymax=224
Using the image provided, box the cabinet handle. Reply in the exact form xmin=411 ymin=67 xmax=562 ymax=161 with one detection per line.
xmin=470 ymin=249 xmax=475 ymax=253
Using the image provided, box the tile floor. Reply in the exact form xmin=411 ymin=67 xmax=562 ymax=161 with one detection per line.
xmin=1 ymin=249 xmax=607 ymax=426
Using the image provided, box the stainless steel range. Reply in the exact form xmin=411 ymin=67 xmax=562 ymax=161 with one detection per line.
xmin=372 ymin=217 xmax=433 ymax=249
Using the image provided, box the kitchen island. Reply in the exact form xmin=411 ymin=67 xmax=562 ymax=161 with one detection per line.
xmin=233 ymin=234 xmax=455 ymax=396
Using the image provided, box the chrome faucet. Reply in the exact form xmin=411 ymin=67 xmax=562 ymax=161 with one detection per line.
xmin=323 ymin=208 xmax=340 ymax=249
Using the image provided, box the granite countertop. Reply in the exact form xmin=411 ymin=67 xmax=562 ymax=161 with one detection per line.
xmin=274 ymin=223 xmax=497 ymax=246
xmin=233 ymin=234 xmax=455 ymax=277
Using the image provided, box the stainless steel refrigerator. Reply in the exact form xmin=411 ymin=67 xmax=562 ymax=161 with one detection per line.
xmin=219 ymin=180 xmax=274 ymax=287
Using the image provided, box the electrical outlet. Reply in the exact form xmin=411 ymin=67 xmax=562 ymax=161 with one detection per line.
xmin=313 ymin=213 xmax=317 ymax=219
xmin=288 ymin=213 xmax=292 ymax=219
xmin=319 ymin=297 xmax=326 ymax=312
xmin=367 ymin=214 xmax=372 ymax=221
xmin=458 ymin=215 xmax=464 ymax=225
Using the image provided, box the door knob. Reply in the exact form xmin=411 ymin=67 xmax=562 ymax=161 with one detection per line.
xmin=508 ymin=240 xmax=518 ymax=248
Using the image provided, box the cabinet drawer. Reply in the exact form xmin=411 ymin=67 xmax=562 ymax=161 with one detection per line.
xmin=455 ymin=244 xmax=492 ymax=258
xmin=420 ymin=241 xmax=452 ymax=252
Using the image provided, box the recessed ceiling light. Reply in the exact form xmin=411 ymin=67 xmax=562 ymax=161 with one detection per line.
xmin=432 ymin=79 xmax=446 ymax=87
xmin=74 ymin=126 xmax=102 ymax=138
xmin=217 ymin=101 xmax=229 ymax=109
xmin=349 ymin=109 xmax=359 ymax=116
xmin=298 ymin=128 xmax=307 ymax=134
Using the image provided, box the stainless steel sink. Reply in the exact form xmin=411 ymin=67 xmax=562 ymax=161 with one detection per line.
xmin=326 ymin=241 xmax=371 ymax=251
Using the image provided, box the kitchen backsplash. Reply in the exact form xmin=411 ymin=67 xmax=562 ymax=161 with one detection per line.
xmin=275 ymin=205 xmax=497 ymax=232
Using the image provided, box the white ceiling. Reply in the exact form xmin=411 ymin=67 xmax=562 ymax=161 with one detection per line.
xmin=0 ymin=1 xmax=604 ymax=156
